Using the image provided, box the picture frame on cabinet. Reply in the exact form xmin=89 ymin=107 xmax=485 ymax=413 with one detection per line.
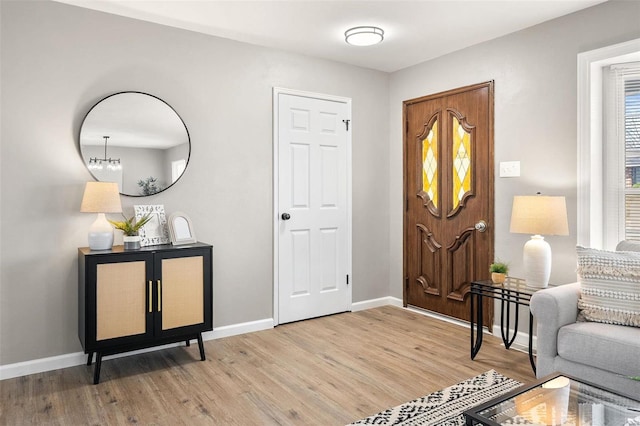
xmin=168 ymin=212 xmax=197 ymax=245
xmin=134 ymin=204 xmax=170 ymax=246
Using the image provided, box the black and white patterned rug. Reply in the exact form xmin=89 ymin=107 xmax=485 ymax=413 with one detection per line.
xmin=348 ymin=370 xmax=522 ymax=426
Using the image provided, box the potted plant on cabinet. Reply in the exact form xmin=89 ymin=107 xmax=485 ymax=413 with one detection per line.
xmin=489 ymin=261 xmax=509 ymax=284
xmin=108 ymin=213 xmax=152 ymax=250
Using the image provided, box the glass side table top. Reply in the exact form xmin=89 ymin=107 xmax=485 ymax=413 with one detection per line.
xmin=464 ymin=374 xmax=640 ymax=426
xmin=472 ymin=276 xmax=554 ymax=296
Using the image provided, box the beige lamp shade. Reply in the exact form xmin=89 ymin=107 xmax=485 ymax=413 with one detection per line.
xmin=510 ymin=195 xmax=569 ymax=236
xmin=80 ymin=182 xmax=122 ymax=213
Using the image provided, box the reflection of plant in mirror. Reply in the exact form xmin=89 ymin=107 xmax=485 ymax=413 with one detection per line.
xmin=108 ymin=213 xmax=153 ymax=236
xmin=138 ymin=176 xmax=163 ymax=196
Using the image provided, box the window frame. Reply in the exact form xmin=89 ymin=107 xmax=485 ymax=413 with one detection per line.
xmin=577 ymin=38 xmax=640 ymax=250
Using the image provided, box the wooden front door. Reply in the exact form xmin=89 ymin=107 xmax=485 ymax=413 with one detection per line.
xmin=403 ymin=82 xmax=494 ymax=325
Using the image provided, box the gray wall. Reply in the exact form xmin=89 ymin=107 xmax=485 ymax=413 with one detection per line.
xmin=0 ymin=1 xmax=389 ymax=365
xmin=388 ymin=0 xmax=640 ymax=300
xmin=2 ymin=0 xmax=639 ymax=367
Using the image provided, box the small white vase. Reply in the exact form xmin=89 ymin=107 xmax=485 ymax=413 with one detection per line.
xmin=123 ymin=235 xmax=141 ymax=250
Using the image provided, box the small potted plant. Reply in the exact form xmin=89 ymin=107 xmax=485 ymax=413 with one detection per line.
xmin=489 ymin=261 xmax=509 ymax=284
xmin=109 ymin=213 xmax=153 ymax=250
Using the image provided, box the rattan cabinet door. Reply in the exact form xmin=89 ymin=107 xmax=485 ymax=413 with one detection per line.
xmin=96 ymin=261 xmax=147 ymax=340
xmin=160 ymin=255 xmax=204 ymax=330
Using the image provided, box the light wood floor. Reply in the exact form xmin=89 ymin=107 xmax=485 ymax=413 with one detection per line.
xmin=1 ymin=306 xmax=536 ymax=425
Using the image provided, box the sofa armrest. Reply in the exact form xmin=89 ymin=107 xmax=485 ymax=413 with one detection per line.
xmin=530 ymin=282 xmax=580 ymax=360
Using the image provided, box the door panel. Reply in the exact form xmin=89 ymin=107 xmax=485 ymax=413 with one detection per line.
xmin=161 ymin=256 xmax=204 ymax=331
xmin=96 ymin=261 xmax=147 ymax=341
xmin=277 ymin=91 xmax=350 ymax=324
xmin=404 ymin=82 xmax=494 ymax=325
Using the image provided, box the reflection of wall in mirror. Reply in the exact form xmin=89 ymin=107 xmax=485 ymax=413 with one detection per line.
xmin=124 ymin=147 xmax=166 ymax=195
xmin=83 ymin=145 xmax=166 ymax=194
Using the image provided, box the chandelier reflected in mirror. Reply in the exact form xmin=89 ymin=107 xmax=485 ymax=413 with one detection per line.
xmin=88 ymin=136 xmax=122 ymax=171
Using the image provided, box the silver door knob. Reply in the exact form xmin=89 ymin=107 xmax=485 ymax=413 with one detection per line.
xmin=281 ymin=213 xmax=291 ymax=220
xmin=475 ymin=220 xmax=487 ymax=232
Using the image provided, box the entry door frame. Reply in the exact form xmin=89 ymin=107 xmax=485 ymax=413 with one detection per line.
xmin=272 ymin=87 xmax=353 ymax=326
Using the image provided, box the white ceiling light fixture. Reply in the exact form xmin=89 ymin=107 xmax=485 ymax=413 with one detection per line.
xmin=345 ymin=26 xmax=384 ymax=47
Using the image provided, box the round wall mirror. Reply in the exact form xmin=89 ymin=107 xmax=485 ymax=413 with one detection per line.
xmin=79 ymin=92 xmax=190 ymax=197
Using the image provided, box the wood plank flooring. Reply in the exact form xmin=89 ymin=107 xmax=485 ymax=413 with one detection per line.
xmin=1 ymin=306 xmax=536 ymax=425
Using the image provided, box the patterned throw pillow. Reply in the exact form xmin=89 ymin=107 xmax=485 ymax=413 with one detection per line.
xmin=576 ymin=246 xmax=640 ymax=327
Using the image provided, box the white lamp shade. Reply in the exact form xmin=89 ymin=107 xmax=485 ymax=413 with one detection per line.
xmin=510 ymin=195 xmax=569 ymax=236
xmin=80 ymin=182 xmax=122 ymax=213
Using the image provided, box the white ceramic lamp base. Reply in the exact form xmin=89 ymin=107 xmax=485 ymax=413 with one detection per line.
xmin=523 ymin=234 xmax=551 ymax=288
xmin=88 ymin=213 xmax=114 ymax=250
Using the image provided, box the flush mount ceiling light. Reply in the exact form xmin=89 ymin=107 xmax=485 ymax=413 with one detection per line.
xmin=344 ymin=26 xmax=384 ymax=46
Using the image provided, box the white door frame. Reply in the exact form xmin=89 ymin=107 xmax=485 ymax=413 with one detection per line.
xmin=272 ymin=87 xmax=352 ymax=326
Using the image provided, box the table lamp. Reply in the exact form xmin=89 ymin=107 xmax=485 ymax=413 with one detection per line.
xmin=80 ymin=182 xmax=122 ymax=250
xmin=510 ymin=194 xmax=569 ymax=288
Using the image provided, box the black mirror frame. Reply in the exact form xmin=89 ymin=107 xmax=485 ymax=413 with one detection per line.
xmin=79 ymin=91 xmax=191 ymax=197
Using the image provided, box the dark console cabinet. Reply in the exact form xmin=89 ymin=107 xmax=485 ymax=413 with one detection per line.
xmin=78 ymin=243 xmax=213 ymax=384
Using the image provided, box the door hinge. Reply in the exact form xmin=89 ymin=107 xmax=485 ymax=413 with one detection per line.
xmin=342 ymin=119 xmax=350 ymax=131
xmin=346 ymin=274 xmax=349 ymax=285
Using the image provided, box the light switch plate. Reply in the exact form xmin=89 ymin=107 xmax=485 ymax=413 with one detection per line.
xmin=499 ymin=161 xmax=520 ymax=177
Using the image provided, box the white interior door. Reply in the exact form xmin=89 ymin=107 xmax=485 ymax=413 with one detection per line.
xmin=274 ymin=88 xmax=352 ymax=325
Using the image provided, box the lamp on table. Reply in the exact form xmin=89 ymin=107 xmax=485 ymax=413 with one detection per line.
xmin=80 ymin=182 xmax=122 ymax=250
xmin=509 ymin=194 xmax=569 ymax=288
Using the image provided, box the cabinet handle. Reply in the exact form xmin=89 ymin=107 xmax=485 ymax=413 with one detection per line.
xmin=157 ymin=280 xmax=162 ymax=312
xmin=148 ymin=281 xmax=152 ymax=313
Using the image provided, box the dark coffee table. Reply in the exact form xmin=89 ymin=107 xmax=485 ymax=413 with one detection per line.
xmin=463 ymin=373 xmax=640 ymax=425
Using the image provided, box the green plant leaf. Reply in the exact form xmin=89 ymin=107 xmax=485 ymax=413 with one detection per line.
xmin=108 ymin=213 xmax=153 ymax=236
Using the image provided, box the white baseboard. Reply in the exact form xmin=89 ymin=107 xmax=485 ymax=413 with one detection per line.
xmin=0 ymin=318 xmax=275 ymax=381
xmin=205 ymin=318 xmax=274 ymax=340
xmin=491 ymin=322 xmax=537 ymax=354
xmin=351 ymin=296 xmax=403 ymax=311
xmin=0 ymin=351 xmax=88 ymax=381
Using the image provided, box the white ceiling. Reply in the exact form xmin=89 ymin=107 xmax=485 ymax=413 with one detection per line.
xmin=55 ymin=0 xmax=606 ymax=73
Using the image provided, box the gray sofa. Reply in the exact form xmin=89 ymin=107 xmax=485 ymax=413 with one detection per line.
xmin=530 ymin=282 xmax=640 ymax=397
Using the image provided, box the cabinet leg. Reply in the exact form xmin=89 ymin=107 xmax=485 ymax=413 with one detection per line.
xmin=186 ymin=340 xmax=191 ymax=347
xmin=93 ymin=353 xmax=103 ymax=385
xmin=197 ymin=333 xmax=205 ymax=361
xmin=87 ymin=352 xmax=94 ymax=366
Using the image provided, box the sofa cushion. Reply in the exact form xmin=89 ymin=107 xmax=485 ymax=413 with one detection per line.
xmin=576 ymin=246 xmax=640 ymax=327
xmin=616 ymin=240 xmax=640 ymax=252
xmin=557 ymin=322 xmax=640 ymax=377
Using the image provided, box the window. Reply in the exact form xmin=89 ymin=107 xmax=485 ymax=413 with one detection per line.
xmin=603 ymin=63 xmax=640 ymax=246
xmin=171 ymin=159 xmax=186 ymax=183
xmin=577 ymin=39 xmax=640 ymax=250
xmin=621 ymin=70 xmax=640 ymax=239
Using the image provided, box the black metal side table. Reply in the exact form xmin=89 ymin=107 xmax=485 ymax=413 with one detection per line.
xmin=470 ymin=277 xmax=543 ymax=374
